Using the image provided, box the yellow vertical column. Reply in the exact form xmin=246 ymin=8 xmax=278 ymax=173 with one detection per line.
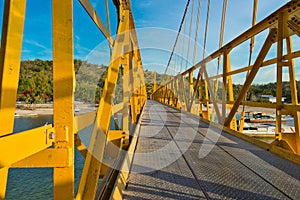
xmin=286 ymin=37 xmax=300 ymax=153
xmin=224 ymin=51 xmax=236 ymax=130
xmin=170 ymin=81 xmax=175 ymax=106
xmin=0 ymin=0 xmax=26 ymax=198
xmin=276 ymin=13 xmax=283 ymax=140
xmin=76 ymin=3 xmax=128 ymax=199
xmin=122 ymin=14 xmax=131 ymax=131
xmin=175 ymin=78 xmax=181 ymax=108
xmin=132 ymin=48 xmax=142 ymax=122
xmin=198 ymin=79 xmax=203 ymax=117
xmin=188 ymin=71 xmax=194 ymax=113
xmin=130 ymin=49 xmax=138 ymax=123
xmin=222 ymin=52 xmax=228 ymax=123
xmin=153 ymin=71 xmax=157 ymax=92
xmin=130 ymin=16 xmax=146 ymax=116
xmin=52 ymin=0 xmax=75 ymax=199
xmin=167 ymin=84 xmax=171 ymax=105
xmin=205 ymin=79 xmax=210 ymax=120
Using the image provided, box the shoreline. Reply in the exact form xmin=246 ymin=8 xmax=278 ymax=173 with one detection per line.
xmin=15 ymin=108 xmax=53 ymax=117
xmin=15 ymin=103 xmax=97 ymax=117
xmin=14 ymin=103 xmax=295 ymax=117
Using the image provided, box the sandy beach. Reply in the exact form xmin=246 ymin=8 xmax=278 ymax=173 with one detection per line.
xmin=15 ymin=103 xmax=97 ymax=117
xmin=14 ymin=102 xmax=278 ymax=118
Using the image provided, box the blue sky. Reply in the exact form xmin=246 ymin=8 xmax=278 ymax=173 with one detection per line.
xmin=0 ymin=0 xmax=298 ymax=83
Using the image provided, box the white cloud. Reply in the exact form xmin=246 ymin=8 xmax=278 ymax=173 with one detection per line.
xmin=24 ymin=39 xmax=49 ymax=50
xmin=136 ymin=1 xmax=153 ymax=8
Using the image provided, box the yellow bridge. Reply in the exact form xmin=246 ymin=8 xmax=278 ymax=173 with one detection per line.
xmin=0 ymin=0 xmax=300 ymax=199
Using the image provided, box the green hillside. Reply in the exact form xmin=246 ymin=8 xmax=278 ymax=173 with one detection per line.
xmin=17 ymin=59 xmax=300 ymax=104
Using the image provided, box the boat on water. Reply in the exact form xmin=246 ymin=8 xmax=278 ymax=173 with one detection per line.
xmin=241 ymin=122 xmax=295 ymax=137
xmin=239 ymin=112 xmax=295 ymax=137
xmin=244 ymin=112 xmax=287 ymax=123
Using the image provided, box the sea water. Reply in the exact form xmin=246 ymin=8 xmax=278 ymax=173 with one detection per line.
xmin=6 ymin=116 xmax=92 ymax=200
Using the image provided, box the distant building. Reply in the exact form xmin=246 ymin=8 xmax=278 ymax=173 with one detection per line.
xmin=258 ymin=95 xmax=286 ymax=103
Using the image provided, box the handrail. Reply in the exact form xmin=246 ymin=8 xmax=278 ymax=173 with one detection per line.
xmin=153 ymin=0 xmax=300 ymax=156
xmin=0 ymin=0 xmax=146 ymax=199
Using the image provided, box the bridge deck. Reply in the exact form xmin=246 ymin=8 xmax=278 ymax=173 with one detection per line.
xmin=123 ymin=101 xmax=300 ymax=200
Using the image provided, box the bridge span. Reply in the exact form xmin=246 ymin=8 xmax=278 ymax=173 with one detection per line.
xmin=1 ymin=0 xmax=300 ymax=199
xmin=120 ymin=100 xmax=300 ymax=200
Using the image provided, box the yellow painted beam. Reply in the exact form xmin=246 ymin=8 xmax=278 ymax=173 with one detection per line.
xmin=122 ymin=25 xmax=132 ymax=130
xmin=224 ymin=28 xmax=277 ymax=127
xmin=286 ymin=37 xmax=298 ymax=105
xmin=222 ymin=51 xmax=229 ymax=122
xmin=0 ymin=0 xmax=26 ymax=197
xmin=227 ymin=100 xmax=300 ymax=111
xmin=203 ymin=66 xmax=221 ymax=122
xmin=78 ymin=0 xmax=114 ymax=46
xmin=0 ymin=0 xmax=26 ymax=136
xmin=112 ymin=103 xmax=124 ymax=114
xmin=188 ymin=71 xmax=194 ymax=112
xmin=0 ymin=167 xmax=8 ymax=200
xmin=153 ymin=71 xmax=157 ymax=92
xmin=75 ymin=134 xmax=88 ymax=158
xmin=185 ymin=0 xmax=299 ymax=75
xmin=52 ymin=0 xmax=75 ymax=199
xmin=276 ymin=12 xmax=284 ymax=140
xmin=111 ymin=104 xmax=144 ymax=199
xmin=76 ymin=6 xmax=130 ymax=200
xmin=189 ymin=68 xmax=202 ymax=112
xmin=11 ymin=148 xmax=71 ymax=168
xmin=292 ymin=113 xmax=300 ymax=155
xmin=0 ymin=125 xmax=54 ymax=168
xmin=74 ymin=111 xmax=96 ymax=133
xmin=208 ymin=49 xmax=300 ymax=81
xmin=286 ymin=36 xmax=300 ymax=153
xmin=108 ymin=130 xmax=128 ymax=141
xmin=223 ymin=51 xmax=236 ymax=130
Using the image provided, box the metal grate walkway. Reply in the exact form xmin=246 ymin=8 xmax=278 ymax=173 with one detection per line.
xmin=123 ymin=100 xmax=300 ymax=200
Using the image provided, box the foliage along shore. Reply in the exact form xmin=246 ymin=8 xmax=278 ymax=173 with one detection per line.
xmin=18 ymin=59 xmax=300 ymax=104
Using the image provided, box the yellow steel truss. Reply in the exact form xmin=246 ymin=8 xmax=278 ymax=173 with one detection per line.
xmin=1 ymin=0 xmax=300 ymax=199
xmin=153 ymin=1 xmax=300 ymax=158
xmin=0 ymin=0 xmax=146 ymax=199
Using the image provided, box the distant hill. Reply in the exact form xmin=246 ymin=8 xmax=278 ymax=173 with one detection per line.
xmin=232 ymin=82 xmax=300 ymax=103
xmin=18 ymin=59 xmax=109 ymax=104
xmin=17 ymin=59 xmax=299 ymax=104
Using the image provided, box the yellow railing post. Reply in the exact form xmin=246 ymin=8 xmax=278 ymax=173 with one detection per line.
xmin=153 ymin=71 xmax=157 ymax=92
xmin=122 ymin=9 xmax=132 ymax=132
xmin=76 ymin=1 xmax=131 ymax=199
xmin=0 ymin=0 xmax=26 ymax=198
xmin=223 ymin=50 xmax=237 ymax=130
xmin=224 ymin=28 xmax=276 ymax=127
xmin=188 ymin=71 xmax=194 ymax=112
xmin=52 ymin=0 xmax=75 ymax=199
xmin=276 ymin=12 xmax=284 ymax=141
xmin=286 ymin=37 xmax=300 ymax=153
xmin=153 ymin=1 xmax=300 ymax=156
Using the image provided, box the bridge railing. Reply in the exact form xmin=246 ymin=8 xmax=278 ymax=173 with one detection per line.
xmin=0 ymin=0 xmax=146 ymax=199
xmin=153 ymin=0 xmax=300 ymax=157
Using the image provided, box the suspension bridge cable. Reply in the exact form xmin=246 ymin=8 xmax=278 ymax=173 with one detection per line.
xmin=219 ymin=0 xmax=228 ymax=50
xmin=105 ymin=0 xmax=112 ymax=57
xmin=192 ymin=0 xmax=202 ymax=65
xmin=202 ymin=0 xmax=211 ymax=60
xmin=212 ymin=0 xmax=228 ymax=121
xmin=105 ymin=0 xmax=111 ymax=35
xmin=248 ymin=0 xmax=258 ymax=67
xmin=164 ymin=0 xmax=191 ymax=74
xmin=215 ymin=0 xmax=228 ymax=91
xmin=180 ymin=18 xmax=188 ymax=73
xmin=216 ymin=0 xmax=228 ymax=75
xmin=185 ymin=0 xmax=195 ymax=71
